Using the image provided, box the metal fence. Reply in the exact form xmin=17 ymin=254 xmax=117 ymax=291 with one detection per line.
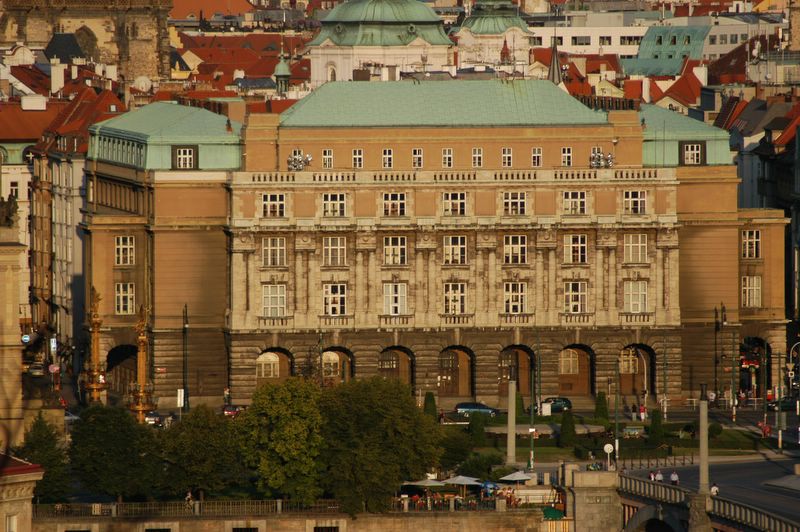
xmin=390 ymin=497 xmax=497 ymax=512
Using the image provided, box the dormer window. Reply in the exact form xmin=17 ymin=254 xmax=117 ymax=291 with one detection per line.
xmin=679 ymin=141 xmax=706 ymax=166
xmin=172 ymin=145 xmax=198 ymax=169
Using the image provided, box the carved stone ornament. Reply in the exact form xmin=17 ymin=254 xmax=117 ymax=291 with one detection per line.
xmin=0 ymin=193 xmax=19 ymax=227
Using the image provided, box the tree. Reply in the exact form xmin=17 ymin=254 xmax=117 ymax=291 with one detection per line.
xmin=237 ymin=378 xmax=323 ymax=504
xmin=709 ymin=422 xmax=723 ymax=439
xmin=161 ymin=405 xmax=243 ymax=500
xmin=457 ymin=452 xmax=502 ymax=479
xmin=423 ymin=391 xmax=438 ymax=420
xmin=558 ymin=411 xmax=576 ymax=448
xmin=439 ymin=426 xmax=473 ymax=470
xmin=14 ymin=413 xmax=70 ymax=502
xmin=515 ymin=391 xmax=526 ymax=422
xmin=320 ymin=377 xmax=441 ymax=515
xmin=468 ymin=413 xmax=488 ymax=447
xmin=594 ymin=392 xmax=609 ymax=420
xmin=68 ymin=406 xmax=162 ymax=502
xmin=648 ymin=409 xmax=665 ymax=447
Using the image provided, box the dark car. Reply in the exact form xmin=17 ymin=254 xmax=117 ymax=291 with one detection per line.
xmin=768 ymin=396 xmax=797 ymax=412
xmin=455 ymin=402 xmax=499 ymax=418
xmin=534 ymin=397 xmax=573 ymax=414
xmin=144 ymin=411 xmax=163 ymax=427
xmin=223 ymin=405 xmax=246 ymax=418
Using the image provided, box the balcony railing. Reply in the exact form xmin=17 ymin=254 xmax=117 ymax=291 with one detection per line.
xmin=440 ymin=313 xmax=474 ymax=326
xmin=560 ymin=312 xmax=593 ymax=325
xmin=620 ymin=312 xmax=653 ymax=325
xmin=379 ymin=315 xmax=413 ymax=327
xmin=257 ymin=316 xmax=294 ymax=328
xmin=319 ymin=315 xmax=353 ymax=327
xmin=499 ymin=313 xmax=533 ymax=325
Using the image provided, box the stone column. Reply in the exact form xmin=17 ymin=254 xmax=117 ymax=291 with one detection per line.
xmin=355 ymin=250 xmax=365 ymax=323
xmin=548 ymin=249 xmax=557 ymax=317
xmin=0 ymin=226 xmax=25 ymax=447
xmin=506 ymin=380 xmax=516 ymax=465
xmin=427 ymin=250 xmax=436 ymax=317
xmin=535 ymin=250 xmax=544 ymax=317
xmin=295 ymin=250 xmax=306 ymax=315
xmin=608 ymin=248 xmax=617 ymax=312
xmin=476 ymin=249 xmax=485 ymax=316
xmin=488 ymin=249 xmax=497 ymax=313
xmin=368 ymin=249 xmax=377 ymax=324
xmin=415 ymin=249 xmax=425 ymax=321
xmin=656 ymin=247 xmax=664 ymax=313
xmin=595 ymin=247 xmax=604 ymax=314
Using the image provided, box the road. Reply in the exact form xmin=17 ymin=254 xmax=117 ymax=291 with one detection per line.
xmin=632 ymin=459 xmax=800 ymax=521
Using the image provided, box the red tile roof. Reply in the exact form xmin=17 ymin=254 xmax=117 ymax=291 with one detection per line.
xmin=624 ymin=79 xmax=643 ymax=100
xmin=9 ymin=65 xmax=51 ymax=96
xmin=708 ymin=34 xmax=780 ymax=85
xmin=723 ymin=99 xmax=749 ymax=130
xmin=0 ymin=100 xmax=70 ymax=142
xmin=178 ymin=33 xmax=308 ymax=58
xmin=170 ymin=0 xmax=254 ymax=19
xmin=649 ymin=81 xmax=665 ymax=102
xmin=0 ymin=454 xmax=43 ymax=477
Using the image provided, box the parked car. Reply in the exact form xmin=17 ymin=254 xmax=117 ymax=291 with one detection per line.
xmin=768 ymin=396 xmax=797 ymax=412
xmin=534 ymin=397 xmax=573 ymax=414
xmin=28 ymin=363 xmax=45 ymax=377
xmin=455 ymin=401 xmax=498 ymax=418
xmin=222 ymin=405 xmax=246 ymax=418
xmin=64 ymin=410 xmax=80 ymax=425
xmin=144 ymin=411 xmax=164 ymax=427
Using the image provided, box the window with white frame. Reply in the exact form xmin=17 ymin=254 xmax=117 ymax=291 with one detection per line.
xmin=442 ymin=191 xmax=466 ymax=216
xmin=623 ymin=190 xmax=647 ymax=215
xmin=262 ymin=236 xmax=286 ymax=267
xmin=443 ymin=282 xmax=466 ymax=314
xmin=256 ymin=352 xmax=280 ymax=378
xmin=623 ymin=280 xmax=648 ymax=313
xmin=503 ymin=191 xmax=526 ymax=215
xmin=262 ymin=193 xmax=285 ymax=217
xmin=442 ymin=148 xmax=453 ymax=168
xmin=619 ymin=349 xmax=638 ymax=374
xmin=682 ymin=143 xmax=704 ymax=165
xmin=443 ymin=235 xmax=467 ymax=265
xmin=412 ymin=148 xmax=423 ymax=169
xmin=742 ymin=229 xmax=761 ymax=259
xmin=561 ymin=147 xmax=573 ymax=167
xmin=115 ymin=235 xmax=135 ymax=266
xmin=262 ymin=284 xmax=286 ymax=316
xmin=322 ymin=193 xmax=346 ymax=217
xmin=383 ymin=236 xmax=407 ymax=265
xmin=383 ymin=192 xmax=406 ymax=216
xmin=115 ymin=282 xmax=135 ymax=315
xmin=9 ymin=181 xmax=18 ymax=198
xmin=352 ymin=148 xmax=363 ymax=169
xmin=291 ymin=148 xmax=302 ymax=158
xmin=564 ymin=281 xmax=587 ymax=313
xmin=382 ymin=148 xmax=393 ymax=169
xmin=562 ymin=191 xmax=586 ymax=215
xmin=174 ymin=146 xmax=195 ymax=169
xmin=383 ymin=283 xmax=407 ymax=315
xmin=323 ymin=351 xmax=340 ymax=378
xmin=741 ymin=275 xmax=762 ymax=307
xmin=323 ymin=283 xmax=347 ymax=315
xmin=531 ymin=147 xmax=542 ymax=167
xmin=6 ymin=515 xmax=18 ymax=532
xmin=504 ymin=282 xmax=527 ymax=314
xmin=564 ymin=234 xmax=587 ymax=264
xmin=623 ymin=234 xmax=648 ymax=263
xmin=559 ymin=349 xmax=579 ymax=374
xmin=504 ymin=235 xmax=527 ymax=264
xmin=472 ymin=147 xmax=483 ymax=168
xmin=323 ymin=236 xmax=347 ymax=266
xmin=502 ymin=147 xmax=513 ymax=168
xmin=322 ymin=148 xmax=333 ymax=169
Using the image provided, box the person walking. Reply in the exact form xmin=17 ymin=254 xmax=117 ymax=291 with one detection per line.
xmin=655 ymin=470 xmax=664 ymax=482
xmin=710 ymin=483 xmax=720 ymax=496
xmin=648 ymin=470 xmax=656 ymax=481
xmin=670 ymin=470 xmax=679 ymax=486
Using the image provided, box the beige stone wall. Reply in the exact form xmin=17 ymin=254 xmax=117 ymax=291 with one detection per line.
xmin=0 ymin=226 xmax=25 ymax=448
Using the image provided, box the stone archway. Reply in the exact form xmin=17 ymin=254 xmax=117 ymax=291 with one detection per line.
xmin=499 ymin=345 xmax=534 ymax=399
xmin=255 ymin=348 xmax=293 ymax=386
xmin=321 ymin=347 xmax=354 ymax=387
xmin=740 ymin=336 xmax=771 ymax=398
xmin=378 ymin=346 xmax=415 ymax=387
xmin=437 ymin=346 xmax=474 ymax=399
xmin=558 ymin=345 xmax=594 ymax=397
xmin=74 ymin=25 xmax=98 ymax=61
xmin=623 ymin=504 xmax=684 ymax=532
xmin=619 ymin=344 xmax=656 ymax=401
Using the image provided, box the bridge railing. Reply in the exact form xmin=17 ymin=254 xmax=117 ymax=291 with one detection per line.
xmin=618 ymin=475 xmax=691 ymax=505
xmin=710 ymin=496 xmax=800 ymax=532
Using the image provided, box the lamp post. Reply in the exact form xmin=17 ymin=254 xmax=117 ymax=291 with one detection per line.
xmin=614 ymin=352 xmax=621 ymax=463
xmin=128 ymin=305 xmax=154 ymax=424
xmin=86 ymin=287 xmax=107 ymax=404
xmin=714 ymin=304 xmax=727 ymax=398
xmin=662 ymin=339 xmax=668 ymax=421
xmin=732 ymin=331 xmax=738 ymax=422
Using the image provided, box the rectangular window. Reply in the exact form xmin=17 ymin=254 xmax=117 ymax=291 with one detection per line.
xmin=741 ymin=275 xmax=762 ymax=308
xmin=6 ymin=515 xmax=17 ymax=532
xmin=383 ymin=192 xmax=406 ymax=216
xmin=382 ymin=148 xmax=393 ymax=169
xmin=472 ymin=147 xmax=483 ymax=168
xmin=504 ymin=282 xmax=527 ymax=314
xmin=562 ymin=191 xmax=586 ymax=215
xmin=115 ymin=283 xmax=135 ymax=315
xmin=114 ymin=235 xmax=135 ymax=266
xmin=564 ymin=281 xmax=587 ymax=314
xmin=730 ymin=34 xmax=738 ymax=44
xmin=323 ymin=283 xmax=347 ymax=315
xmin=709 ymin=35 xmax=717 ymax=45
xmin=262 ymin=236 xmax=287 ymax=267
xmin=530 ymin=36 xmax=543 ymax=46
xmin=442 ymin=148 xmax=453 ymax=168
xmin=551 ymin=36 xmax=563 ymax=46
xmin=443 ymin=282 xmax=466 ymax=314
xmin=174 ymin=146 xmax=195 ymax=169
xmin=442 ymin=192 xmax=466 ymax=216
xmin=503 ymin=191 xmax=526 ymax=215
xmin=262 ymin=284 xmax=286 ymax=317
xmin=531 ymin=147 xmax=542 ymax=168
xmin=742 ymin=229 xmax=761 ymax=259
xmin=719 ymin=34 xmax=728 ymax=45
xmin=624 ymin=280 xmax=648 ymax=313
xmin=262 ymin=193 xmax=286 ymax=217
xmin=323 ymin=236 xmax=347 ymax=266
xmin=623 ymin=190 xmax=647 ymax=215
xmin=624 ymin=233 xmax=648 ymax=263
xmin=383 ymin=283 xmax=408 ymax=315
xmin=620 ymin=35 xmax=642 ymax=45
xmin=502 ymin=147 xmax=513 ymax=168
xmin=412 ymin=148 xmax=423 ymax=169
xmin=504 ymin=235 xmax=527 ymax=264
xmin=564 ymin=234 xmax=587 ymax=264
xmin=383 ymin=236 xmax=407 ymax=265
xmin=322 ymin=148 xmax=333 ymax=169
xmin=681 ymin=142 xmax=705 ymax=165
xmin=322 ymin=193 xmax=346 ymax=217
xmin=561 ymin=147 xmax=573 ymax=167
xmin=571 ymin=35 xmax=591 ymax=46
xmin=600 ymin=35 xmax=612 ymax=46
xmin=443 ymin=235 xmax=467 ymax=265
xmin=10 ymin=181 xmax=19 ymax=198
xmin=352 ymin=148 xmax=363 ymax=169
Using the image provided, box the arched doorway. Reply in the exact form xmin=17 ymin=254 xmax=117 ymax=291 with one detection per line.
xmin=438 ymin=346 xmax=474 ymax=398
xmin=498 ymin=346 xmax=534 ymax=399
xmin=378 ymin=346 xmax=414 ymax=386
xmin=106 ymin=344 xmax=137 ymax=401
xmin=255 ymin=349 xmax=293 ymax=386
xmin=321 ymin=348 xmax=354 ymax=387
xmin=619 ymin=344 xmax=656 ymax=402
xmin=558 ymin=345 xmax=593 ymax=396
xmin=740 ymin=337 xmax=771 ymax=398
xmin=75 ymin=26 xmax=98 ymax=62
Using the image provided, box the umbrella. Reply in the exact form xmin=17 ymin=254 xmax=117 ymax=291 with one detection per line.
xmin=405 ymin=478 xmax=446 ymax=487
xmin=481 ymin=480 xmax=500 ymax=490
xmin=444 ymin=475 xmax=481 ymax=497
xmin=500 ymin=471 xmax=532 ymax=482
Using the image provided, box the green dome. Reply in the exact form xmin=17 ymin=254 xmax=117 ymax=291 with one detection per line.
xmin=274 ymin=57 xmax=291 ymax=77
xmin=461 ymin=0 xmax=532 ymax=35
xmin=323 ymin=0 xmax=441 ymax=23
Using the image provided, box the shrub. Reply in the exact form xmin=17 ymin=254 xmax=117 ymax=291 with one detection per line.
xmin=648 ymin=410 xmax=665 ymax=447
xmin=457 ymin=452 xmax=503 ymax=478
xmin=709 ymin=422 xmax=723 ymax=439
xmin=559 ymin=411 xmax=576 ymax=448
xmin=423 ymin=392 xmax=438 ymax=420
xmin=515 ymin=392 xmax=527 ymax=422
xmin=440 ymin=427 xmax=474 ymax=470
xmin=468 ymin=413 xmax=489 ymax=447
xmin=594 ymin=392 xmax=609 ymax=420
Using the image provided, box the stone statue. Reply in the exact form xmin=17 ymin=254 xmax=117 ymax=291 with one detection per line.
xmin=0 ymin=193 xmax=19 ymax=227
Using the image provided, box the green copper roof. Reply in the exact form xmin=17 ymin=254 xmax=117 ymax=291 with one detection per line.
xmin=640 ymin=104 xmax=728 ymax=141
xmin=622 ymin=26 xmax=709 ymax=76
xmin=90 ymin=102 xmax=242 ymax=144
xmin=280 ymin=80 xmax=608 ymax=127
xmin=460 ymin=0 xmax=532 ymax=35
xmin=274 ymin=57 xmax=291 ymax=77
xmin=309 ymin=0 xmax=452 ymax=46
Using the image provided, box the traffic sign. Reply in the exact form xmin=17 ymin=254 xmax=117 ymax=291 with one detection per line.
xmin=21 ymin=334 xmax=30 ymax=343
xmin=789 ymin=371 xmax=796 ymax=379
xmin=50 ymin=337 xmax=57 ymax=354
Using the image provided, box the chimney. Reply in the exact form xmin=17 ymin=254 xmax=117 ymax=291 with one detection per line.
xmin=105 ymin=64 xmax=118 ymax=81
xmin=50 ymin=58 xmax=66 ymax=95
xmin=94 ymin=63 xmax=103 ymax=76
xmin=71 ymin=64 xmax=78 ymax=79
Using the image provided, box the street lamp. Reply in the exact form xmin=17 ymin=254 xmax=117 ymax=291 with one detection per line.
xmin=614 ymin=351 xmax=621 ymax=463
xmin=714 ymin=303 xmax=727 ymax=398
xmin=791 ymin=341 xmax=800 ymax=416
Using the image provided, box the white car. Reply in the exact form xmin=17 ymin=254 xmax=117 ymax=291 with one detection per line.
xmin=64 ymin=410 xmax=80 ymax=424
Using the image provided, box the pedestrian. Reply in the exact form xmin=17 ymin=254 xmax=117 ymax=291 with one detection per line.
xmin=708 ymin=390 xmax=716 ymax=406
xmin=670 ymin=470 xmax=679 ymax=485
xmin=648 ymin=470 xmax=656 ymax=481
xmin=631 ymin=404 xmax=638 ymax=421
xmin=655 ymin=470 xmax=664 ymax=482
xmin=710 ymin=483 xmax=720 ymax=496
xmin=185 ymin=490 xmax=194 ymax=511
xmin=640 ymin=404 xmax=647 ymax=422
xmin=223 ymin=386 xmax=231 ymax=406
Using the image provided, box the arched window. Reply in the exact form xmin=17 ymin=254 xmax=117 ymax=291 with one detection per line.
xmin=559 ymin=349 xmax=579 ymax=375
xmin=498 ymin=350 xmax=516 ymax=383
xmin=328 ymin=66 xmax=337 ymax=81
xmin=620 ymin=349 xmax=638 ymax=375
xmin=256 ymin=352 xmax=280 ymax=378
xmin=438 ymin=350 xmax=458 ymax=395
xmin=378 ymin=351 xmax=398 ymax=379
xmin=322 ymin=351 xmax=340 ymax=378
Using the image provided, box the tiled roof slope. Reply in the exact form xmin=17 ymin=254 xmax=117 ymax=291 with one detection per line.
xmin=0 ymin=101 xmax=69 ymax=142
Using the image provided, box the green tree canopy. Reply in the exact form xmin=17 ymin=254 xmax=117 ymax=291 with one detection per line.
xmin=648 ymin=409 xmax=665 ymax=447
xmin=161 ymin=405 xmax=243 ymax=499
xmin=423 ymin=391 xmax=438 ymax=420
xmin=439 ymin=426 xmax=473 ymax=470
xmin=237 ymin=378 xmax=323 ymax=504
xmin=14 ymin=413 xmax=70 ymax=502
xmin=594 ymin=392 xmax=609 ymax=420
xmin=320 ymin=377 xmax=442 ymax=515
xmin=68 ymin=406 xmax=162 ymax=501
